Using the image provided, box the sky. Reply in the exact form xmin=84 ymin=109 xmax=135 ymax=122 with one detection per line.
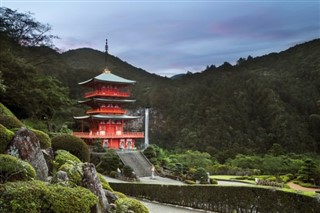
xmin=1 ymin=0 xmax=320 ymax=77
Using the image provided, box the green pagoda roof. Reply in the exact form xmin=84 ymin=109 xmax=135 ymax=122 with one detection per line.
xmin=74 ymin=114 xmax=140 ymax=120
xmin=79 ymin=69 xmax=136 ymax=86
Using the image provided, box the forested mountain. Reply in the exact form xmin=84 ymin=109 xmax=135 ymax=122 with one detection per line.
xmin=1 ymin=8 xmax=319 ymax=163
xmin=21 ymin=39 xmax=320 ymax=162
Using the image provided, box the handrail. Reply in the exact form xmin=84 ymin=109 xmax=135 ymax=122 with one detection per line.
xmin=73 ymin=131 xmax=144 ymax=139
xmin=85 ymin=90 xmax=130 ymax=98
xmin=86 ymin=108 xmax=126 ymax=114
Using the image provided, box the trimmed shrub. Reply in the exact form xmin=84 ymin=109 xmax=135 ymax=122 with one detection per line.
xmin=115 ymin=198 xmax=149 ymax=213
xmin=185 ymin=180 xmax=196 ymax=184
xmin=113 ymin=191 xmax=127 ymax=199
xmin=0 ymin=180 xmax=98 ymax=213
xmin=52 ymin=150 xmax=81 ymax=172
xmin=97 ymin=173 xmax=113 ymax=191
xmin=96 ymin=149 xmax=121 ymax=175
xmin=123 ymin=165 xmax=134 ymax=178
xmin=31 ymin=129 xmax=51 ymax=149
xmin=0 ymin=115 xmax=24 ymax=129
xmin=51 ymin=134 xmax=89 ymax=162
xmin=193 ymin=167 xmax=209 ymax=183
xmin=210 ymin=178 xmax=218 ymax=184
xmin=58 ymin=162 xmax=83 ymax=186
xmin=0 ymin=102 xmax=15 ymax=117
xmin=0 ymin=154 xmax=36 ymax=183
xmin=0 ymin=124 xmax=14 ymax=154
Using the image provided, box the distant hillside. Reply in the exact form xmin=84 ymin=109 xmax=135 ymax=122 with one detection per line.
xmin=3 ymin=37 xmax=320 ymax=162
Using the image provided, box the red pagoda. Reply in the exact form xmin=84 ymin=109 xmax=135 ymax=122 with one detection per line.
xmin=72 ymin=41 xmax=144 ymax=150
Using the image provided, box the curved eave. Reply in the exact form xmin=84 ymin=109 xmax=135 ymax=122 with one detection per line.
xmin=74 ymin=115 xmax=140 ymax=120
xmin=79 ymin=72 xmax=136 ymax=86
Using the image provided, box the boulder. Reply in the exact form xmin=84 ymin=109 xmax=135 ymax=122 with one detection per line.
xmin=83 ymin=162 xmax=109 ymax=212
xmin=7 ymin=127 xmax=48 ymax=181
xmin=42 ymin=147 xmax=54 ymax=174
xmin=56 ymin=170 xmax=69 ymax=182
xmin=104 ymin=189 xmax=118 ymax=203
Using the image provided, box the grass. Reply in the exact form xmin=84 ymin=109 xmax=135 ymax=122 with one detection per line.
xmin=210 ymin=175 xmax=255 ymax=184
xmin=210 ymin=175 xmax=320 ymax=198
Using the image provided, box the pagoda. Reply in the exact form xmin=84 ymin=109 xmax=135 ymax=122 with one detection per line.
xmin=73 ymin=40 xmax=144 ymax=149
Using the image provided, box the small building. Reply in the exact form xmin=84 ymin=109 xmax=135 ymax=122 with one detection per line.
xmin=73 ymin=68 xmax=144 ymax=150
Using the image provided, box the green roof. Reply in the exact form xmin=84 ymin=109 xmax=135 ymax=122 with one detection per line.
xmin=74 ymin=114 xmax=140 ymax=120
xmin=79 ymin=70 xmax=136 ymax=86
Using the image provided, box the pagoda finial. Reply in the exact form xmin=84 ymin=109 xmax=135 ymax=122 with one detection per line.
xmin=104 ymin=38 xmax=111 ymax=73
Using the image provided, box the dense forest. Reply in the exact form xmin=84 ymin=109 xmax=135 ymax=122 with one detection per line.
xmin=1 ymin=7 xmax=319 ymax=163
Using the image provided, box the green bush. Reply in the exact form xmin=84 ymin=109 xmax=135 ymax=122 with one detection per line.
xmin=210 ymin=178 xmax=218 ymax=184
xmin=115 ymin=198 xmax=149 ymax=213
xmin=97 ymin=173 xmax=113 ymax=191
xmin=0 ymin=115 xmax=24 ymax=129
xmin=0 ymin=124 xmax=14 ymax=154
xmin=109 ymin=171 xmax=118 ymax=178
xmin=0 ymin=154 xmax=36 ymax=183
xmin=184 ymin=180 xmax=196 ymax=184
xmin=193 ymin=167 xmax=208 ymax=183
xmin=51 ymin=134 xmax=89 ymax=162
xmin=58 ymin=162 xmax=83 ymax=186
xmin=96 ymin=149 xmax=121 ymax=175
xmin=0 ymin=102 xmax=15 ymax=117
xmin=52 ymin=150 xmax=81 ymax=172
xmin=113 ymin=191 xmax=127 ymax=199
xmin=22 ymin=118 xmax=48 ymax=132
xmin=0 ymin=180 xmax=98 ymax=213
xmin=31 ymin=129 xmax=51 ymax=149
xmin=123 ymin=165 xmax=134 ymax=178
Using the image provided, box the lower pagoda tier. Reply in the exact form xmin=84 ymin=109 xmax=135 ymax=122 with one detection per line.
xmin=73 ymin=114 xmax=144 ymax=149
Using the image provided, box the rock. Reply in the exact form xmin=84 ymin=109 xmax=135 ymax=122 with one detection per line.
xmin=56 ymin=170 xmax=69 ymax=182
xmin=7 ymin=127 xmax=48 ymax=181
xmin=82 ymin=162 xmax=109 ymax=212
xmin=104 ymin=189 xmax=118 ymax=203
xmin=42 ymin=147 xmax=54 ymax=175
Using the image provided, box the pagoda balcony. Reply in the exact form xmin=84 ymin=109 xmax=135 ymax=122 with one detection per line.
xmin=73 ymin=131 xmax=144 ymax=139
xmin=85 ymin=90 xmax=130 ymax=98
xmin=86 ymin=108 xmax=126 ymax=114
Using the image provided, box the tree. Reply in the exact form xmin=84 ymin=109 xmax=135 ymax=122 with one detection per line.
xmin=0 ymin=7 xmax=58 ymax=47
xmin=298 ymin=159 xmax=317 ymax=184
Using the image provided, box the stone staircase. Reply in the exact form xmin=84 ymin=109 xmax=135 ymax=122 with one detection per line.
xmin=117 ymin=151 xmax=152 ymax=177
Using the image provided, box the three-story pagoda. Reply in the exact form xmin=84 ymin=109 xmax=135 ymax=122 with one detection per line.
xmin=73 ymin=41 xmax=144 ymax=149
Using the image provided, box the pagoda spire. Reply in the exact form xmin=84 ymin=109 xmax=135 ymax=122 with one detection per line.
xmin=104 ymin=38 xmax=110 ymax=73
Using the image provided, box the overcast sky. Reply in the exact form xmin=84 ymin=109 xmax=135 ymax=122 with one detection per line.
xmin=2 ymin=0 xmax=320 ymax=77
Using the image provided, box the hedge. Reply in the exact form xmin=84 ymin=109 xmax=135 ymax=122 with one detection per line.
xmin=0 ymin=180 xmax=98 ymax=213
xmin=51 ymin=134 xmax=89 ymax=162
xmin=110 ymin=183 xmax=320 ymax=213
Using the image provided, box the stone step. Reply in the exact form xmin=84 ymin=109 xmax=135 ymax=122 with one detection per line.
xmin=117 ymin=151 xmax=152 ymax=177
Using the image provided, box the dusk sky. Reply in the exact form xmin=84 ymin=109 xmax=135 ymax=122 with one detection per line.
xmin=1 ymin=0 xmax=320 ymax=76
